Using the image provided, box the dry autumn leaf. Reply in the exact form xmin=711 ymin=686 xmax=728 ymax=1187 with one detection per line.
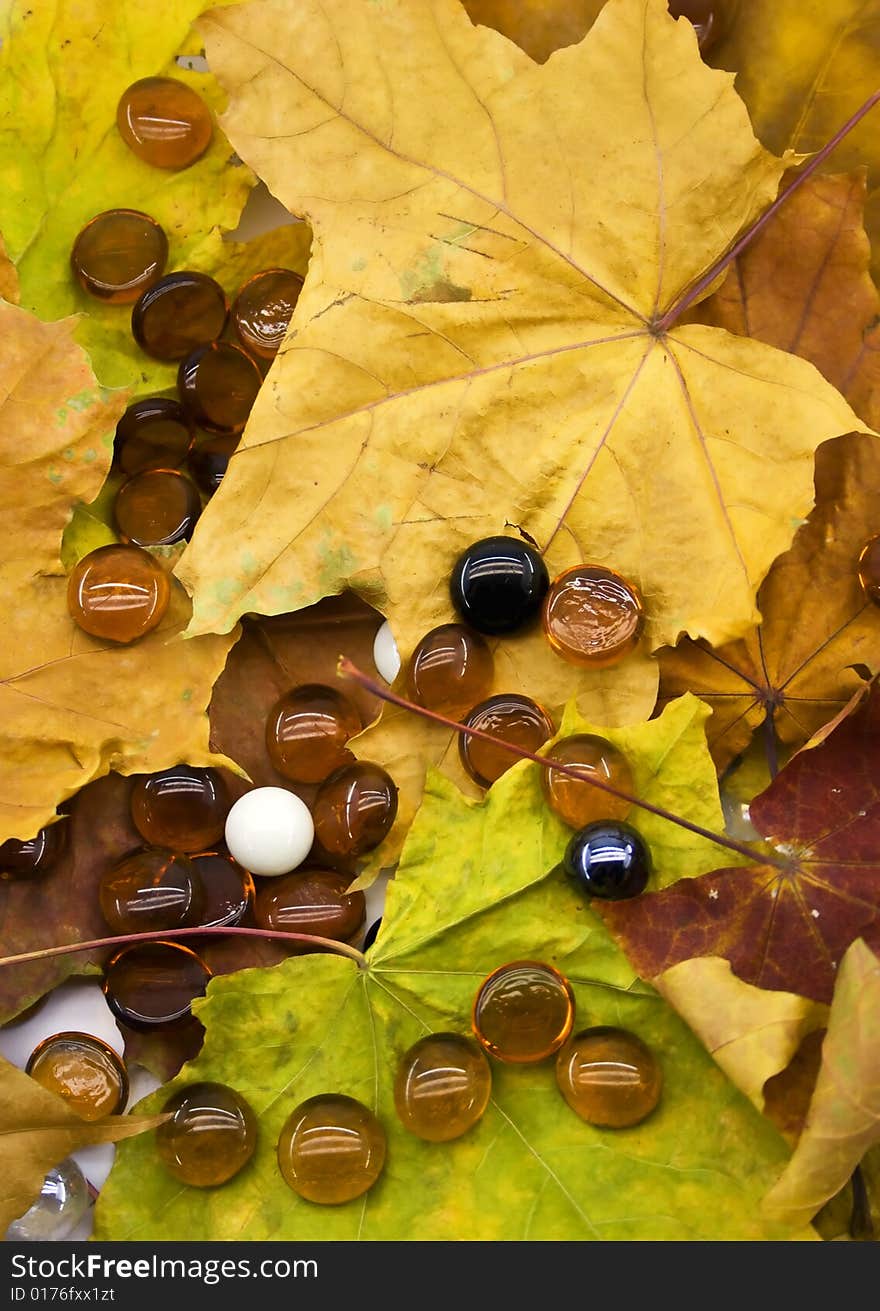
xmin=461 ymin=0 xmax=604 ymax=62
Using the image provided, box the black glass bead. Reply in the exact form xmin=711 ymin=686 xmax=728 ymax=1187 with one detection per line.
xmin=450 ymin=535 xmax=549 ymax=635
xmin=562 ymin=821 xmax=651 ymax=900
xmin=363 ymin=918 xmax=382 ymax=951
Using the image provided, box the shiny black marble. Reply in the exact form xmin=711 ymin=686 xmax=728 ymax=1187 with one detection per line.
xmin=449 ymin=535 xmax=549 ymax=635
xmin=563 ymin=821 xmax=651 ymax=900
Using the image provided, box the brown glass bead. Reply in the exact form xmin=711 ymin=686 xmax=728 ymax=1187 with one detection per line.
xmin=188 ymin=433 xmax=239 ymax=496
xmin=277 ymin=1094 xmax=386 ymax=1204
xmin=472 ymin=960 xmax=575 ymax=1064
xmin=132 ymin=272 xmax=228 ymax=362
xmin=114 ymin=469 xmax=202 ymax=547
xmin=190 ymin=852 xmax=255 ymax=928
xmin=556 ymin=1026 xmax=662 ymax=1128
xmin=265 ymin=684 xmax=362 ymax=784
xmin=0 ymin=822 xmax=66 ymax=881
xmin=254 ymin=868 xmax=365 ymax=946
xmin=177 ymin=342 xmax=262 ymax=434
xmin=394 ymin=1033 xmax=491 ymax=1142
xmin=232 ymin=268 xmax=304 ymax=359
xmin=71 ymin=209 xmax=168 ymax=303
xmin=67 ymin=543 xmax=170 ymax=644
xmin=541 ymin=734 xmax=633 ymax=829
xmin=114 ymin=398 xmax=194 ymax=477
xmin=102 ymin=941 xmax=210 ymax=1028
xmin=543 ymin=565 xmax=644 ymax=668
xmin=406 ymin=623 xmax=494 ymax=720
xmin=26 ymin=1032 xmax=128 ymax=1122
xmin=156 ymin=1082 xmax=257 ymax=1187
xmin=99 ymin=847 xmax=203 ymax=934
xmin=117 ymin=77 xmax=213 ymax=170
xmin=459 ymin=694 xmax=555 ymax=788
xmin=858 ymin=535 xmax=880 ymax=604
xmin=668 ymin=0 xmax=719 ymax=51
xmin=130 ymin=766 xmax=228 ymax=853
xmin=312 ymin=762 xmax=398 ymax=857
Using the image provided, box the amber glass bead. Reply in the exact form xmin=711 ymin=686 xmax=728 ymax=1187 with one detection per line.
xmin=265 ymin=684 xmax=362 ymax=784
xmin=668 ymin=0 xmax=719 ymax=51
xmin=394 ymin=1033 xmax=491 ymax=1142
xmin=472 ymin=960 xmax=575 ymax=1064
xmin=117 ymin=77 xmax=213 ymax=170
xmin=130 ymin=765 xmax=229 ymax=852
xmin=71 ymin=210 xmax=168 ymax=304
xmin=191 ymin=852 xmax=255 ymax=928
xmin=0 ymin=822 xmax=65 ymax=881
xmin=541 ymin=733 xmax=633 ymax=829
xmin=277 ymin=1094 xmax=386 ymax=1204
xmin=189 ymin=433 xmax=239 ymax=496
xmin=857 ymin=535 xmax=880 ymax=604
xmin=114 ymin=398 xmax=194 ymax=477
xmin=156 ymin=1082 xmax=257 ymax=1187
xmin=543 ymin=565 xmax=644 ymax=668
xmin=26 ymin=1033 xmax=128 ymax=1122
xmin=114 ymin=469 xmax=202 ymax=547
xmin=406 ymin=623 xmax=494 ymax=720
xmin=556 ymin=1026 xmax=662 ymax=1128
xmin=178 ymin=342 xmax=262 ymax=434
xmin=99 ymin=847 xmax=203 ymax=934
xmin=254 ymin=868 xmax=365 ymax=945
xmin=233 ymin=268 xmax=304 ymax=359
xmin=102 ymin=941 xmax=210 ymax=1028
xmin=67 ymin=543 xmax=170 ymax=644
xmin=132 ymin=272 xmax=228 ymax=362
xmin=459 ymin=694 xmax=554 ymax=787
xmin=312 ymin=762 xmax=398 ymax=857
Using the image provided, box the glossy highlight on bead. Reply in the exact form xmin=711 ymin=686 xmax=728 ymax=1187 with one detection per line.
xmin=556 ymin=1026 xmax=662 ymax=1127
xmin=394 ymin=1033 xmax=491 ymax=1142
xmin=189 ymin=433 xmax=239 ymax=496
xmin=406 ymin=623 xmax=494 ymax=720
xmin=117 ymin=77 xmax=213 ymax=170
xmin=114 ymin=468 xmax=202 ymax=546
xmin=312 ymin=762 xmax=398 ymax=857
xmin=177 ymin=341 xmax=262 ymax=434
xmin=543 ymin=564 xmax=644 ymax=668
xmin=472 ymin=960 xmax=575 ymax=1064
xmin=668 ymin=0 xmax=719 ymax=52
xmin=277 ymin=1094 xmax=386 ymax=1204
xmin=0 ymin=822 xmax=66 ymax=881
xmin=157 ymin=1082 xmax=258 ymax=1186
xmin=857 ymin=535 xmax=880 ymax=604
xmin=541 ymin=733 xmax=633 ymax=829
xmin=114 ymin=398 xmax=194 ymax=476
xmin=99 ymin=847 xmax=204 ymax=933
xmin=191 ymin=852 xmax=255 ymax=928
xmin=102 ymin=941 xmax=210 ymax=1028
xmin=132 ymin=271 xmax=228 ymax=362
xmin=67 ymin=543 xmax=170 ymax=644
xmin=265 ymin=684 xmax=362 ymax=784
xmin=233 ymin=267 xmax=304 ymax=359
xmin=563 ymin=821 xmax=652 ymax=901
xmin=450 ymin=535 xmax=549 ymax=635
xmin=460 ymin=694 xmax=555 ymax=787
xmin=254 ymin=868 xmax=366 ymax=946
xmin=26 ymin=1032 xmax=128 ymax=1121
xmin=71 ymin=209 xmax=168 ymax=303
xmin=130 ymin=765 xmax=229 ymax=853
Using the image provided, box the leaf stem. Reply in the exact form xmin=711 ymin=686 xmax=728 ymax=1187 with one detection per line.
xmin=762 ymin=711 xmax=779 ymax=780
xmin=340 ymin=658 xmax=789 ymax=870
xmin=656 ymin=88 xmax=880 ymax=332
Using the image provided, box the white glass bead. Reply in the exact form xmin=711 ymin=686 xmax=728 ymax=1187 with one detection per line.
xmin=224 ymin=786 xmax=314 ymax=877
xmin=373 ymin=620 xmax=401 ymax=684
xmin=5 ymin=1158 xmax=90 ymax=1241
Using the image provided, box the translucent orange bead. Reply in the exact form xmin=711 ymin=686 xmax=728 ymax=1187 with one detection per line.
xmin=265 ymin=684 xmax=362 ymax=784
xmin=102 ymin=942 xmax=210 ymax=1028
xmin=26 ymin=1033 xmax=128 ymax=1121
xmin=472 ymin=960 xmax=575 ymax=1064
xmin=113 ymin=469 xmax=202 ymax=546
xmin=556 ymin=1026 xmax=662 ymax=1127
xmin=543 ymin=565 xmax=644 ymax=668
xmin=114 ymin=398 xmax=194 ymax=477
xmin=117 ymin=77 xmax=213 ymax=170
xmin=99 ymin=847 xmax=203 ymax=934
xmin=177 ymin=342 xmax=262 ymax=434
xmin=67 ymin=544 xmax=170 ymax=644
xmin=132 ymin=272 xmax=228 ymax=362
xmin=459 ymin=694 xmax=554 ymax=787
xmin=71 ymin=209 xmax=167 ymax=303
xmin=191 ymin=852 xmax=254 ymax=928
xmin=130 ymin=765 xmax=229 ymax=852
xmin=406 ymin=623 xmax=494 ymax=720
xmin=254 ymin=868 xmax=365 ymax=946
xmin=277 ymin=1094 xmax=386 ymax=1204
xmin=312 ymin=762 xmax=398 ymax=857
xmin=858 ymin=535 xmax=880 ymax=604
xmin=394 ymin=1033 xmax=491 ymax=1142
xmin=541 ymin=733 xmax=633 ymax=829
xmin=0 ymin=822 xmax=66 ymax=881
xmin=188 ymin=433 xmax=239 ymax=496
xmin=233 ymin=268 xmax=304 ymax=359
xmin=157 ymin=1083 xmax=257 ymax=1187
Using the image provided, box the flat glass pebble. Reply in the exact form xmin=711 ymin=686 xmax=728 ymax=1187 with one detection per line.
xmin=178 ymin=341 xmax=262 ymax=434
xmin=102 ymin=941 xmax=211 ymax=1028
xmin=191 ymin=852 xmax=255 ymax=928
xmin=556 ymin=1026 xmax=662 ymax=1127
xmin=312 ymin=762 xmax=398 ymax=857
xmin=156 ymin=1082 xmax=257 ymax=1187
xmin=233 ymin=267 xmax=304 ymax=359
xmin=114 ymin=398 xmax=194 ymax=476
xmin=130 ymin=765 xmax=229 ymax=852
xmin=563 ymin=821 xmax=652 ymax=900
xmin=541 ymin=733 xmax=633 ymax=829
xmin=459 ymin=693 xmax=555 ymax=787
xmin=266 ymin=684 xmax=362 ymax=784
xmin=450 ymin=535 xmax=549 ymax=635
xmin=224 ymin=787 xmax=314 ymax=878
xmin=373 ymin=619 xmax=401 ymax=683
xmin=5 ymin=1158 xmax=90 ymax=1242
xmin=394 ymin=1033 xmax=491 ymax=1142
xmin=668 ymin=0 xmax=718 ymax=51
xmin=857 ymin=535 xmax=880 ymax=604
xmin=188 ymin=433 xmax=239 ymax=496
xmin=71 ymin=209 xmax=168 ymax=303
xmin=472 ymin=960 xmax=575 ymax=1064
xmin=254 ymin=868 xmax=365 ymax=946
xmin=406 ymin=623 xmax=494 ymax=720
xmin=132 ymin=271 xmax=228 ymax=362
xmin=99 ymin=847 xmax=204 ymax=934
xmin=67 ymin=543 xmax=170 ymax=644
xmin=277 ymin=1094 xmax=386 ymax=1204
xmin=26 ymin=1032 xmax=128 ymax=1121
xmin=114 ymin=468 xmax=202 ymax=546
xmin=543 ymin=565 xmax=644 ymax=668
xmin=0 ymin=821 xmax=66 ymax=881
xmin=117 ymin=76 xmax=213 ymax=170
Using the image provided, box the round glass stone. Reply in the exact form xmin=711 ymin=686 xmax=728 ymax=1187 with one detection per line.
xmin=668 ymin=0 xmax=719 ymax=51
xmin=67 ymin=543 xmax=170 ymax=644
xmin=277 ymin=1094 xmax=386 ymax=1205
xmin=5 ymin=1158 xmax=90 ymax=1242
xmin=459 ymin=693 xmax=555 ymax=787
xmin=156 ymin=1082 xmax=257 ymax=1186
xmin=563 ymin=821 xmax=652 ymax=900
xmin=188 ymin=433 xmax=239 ymax=496
xmin=541 ymin=733 xmax=633 ymax=829
xmin=114 ymin=468 xmax=202 ymax=547
xmin=857 ymin=535 xmax=880 ymax=604
xmin=406 ymin=623 xmax=494 ymax=720
xmin=312 ymin=762 xmax=398 ymax=857
xmin=232 ymin=267 xmax=304 ymax=359
xmin=394 ymin=1033 xmax=491 ymax=1142
xmin=556 ymin=1026 xmax=662 ymax=1127
xmin=114 ymin=398 xmax=195 ymax=477
xmin=102 ymin=941 xmax=211 ymax=1028
xmin=117 ymin=76 xmax=213 ymax=170
xmin=543 ymin=565 xmax=644 ymax=668
xmin=450 ymin=535 xmax=549 ymax=635
xmin=191 ymin=852 xmax=255 ymax=928
xmin=178 ymin=341 xmax=262 ymax=434
xmin=0 ymin=821 xmax=66 ymax=881
xmin=254 ymin=867 xmax=366 ymax=946
xmin=71 ymin=209 xmax=168 ymax=303
xmin=99 ymin=847 xmax=204 ymax=934
xmin=132 ymin=271 xmax=228 ymax=362
xmin=265 ymin=684 xmax=362 ymax=784
xmin=130 ymin=765 xmax=229 ymax=852
xmin=26 ymin=1032 xmax=128 ymax=1121
xmin=472 ymin=960 xmax=575 ymax=1064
